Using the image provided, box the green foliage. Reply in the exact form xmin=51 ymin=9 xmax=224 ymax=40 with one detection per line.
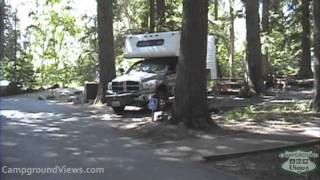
xmin=208 ymin=1 xmax=247 ymax=78
xmin=3 ymin=4 xmax=18 ymax=60
xmin=162 ymin=0 xmax=183 ymax=31
xmin=226 ymin=100 xmax=311 ymax=121
xmin=262 ymin=0 xmax=304 ymax=76
xmin=75 ymin=16 xmax=98 ymax=83
xmin=3 ymin=52 xmax=36 ymax=89
xmin=1 ymin=0 xmax=183 ymax=89
xmin=25 ymin=0 xmax=80 ymax=87
xmin=46 ymin=0 xmax=62 ymax=4
xmin=2 ymin=5 xmax=36 ymax=89
xmin=3 ymin=0 xmax=311 ymax=90
xmin=208 ymin=0 xmax=307 ymax=79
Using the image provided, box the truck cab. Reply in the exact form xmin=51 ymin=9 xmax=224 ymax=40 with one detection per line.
xmin=105 ymin=31 xmax=216 ymax=113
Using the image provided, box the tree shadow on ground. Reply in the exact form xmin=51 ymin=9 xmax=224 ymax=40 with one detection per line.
xmin=3 ymin=96 xmax=239 ymax=180
xmin=1 ymin=90 xmax=318 ymax=180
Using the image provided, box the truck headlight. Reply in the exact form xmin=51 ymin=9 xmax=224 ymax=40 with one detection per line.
xmin=107 ymin=82 xmax=112 ymax=90
xmin=142 ymin=80 xmax=157 ymax=90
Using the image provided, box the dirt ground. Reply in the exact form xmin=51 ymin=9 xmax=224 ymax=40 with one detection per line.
xmin=41 ymin=87 xmax=320 ymax=179
xmin=47 ymin=87 xmax=319 ymax=146
xmin=99 ymin=87 xmax=319 ymax=142
xmin=205 ymin=87 xmax=320 ymax=180
xmin=99 ymin=87 xmax=319 ymax=179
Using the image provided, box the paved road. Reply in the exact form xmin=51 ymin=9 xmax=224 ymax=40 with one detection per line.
xmin=0 ymin=94 xmax=244 ymax=180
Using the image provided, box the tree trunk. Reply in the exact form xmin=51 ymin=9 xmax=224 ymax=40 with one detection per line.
xmin=214 ymin=0 xmax=222 ymax=78
xmin=95 ymin=0 xmax=116 ymax=103
xmin=156 ymin=0 xmax=165 ymax=31
xmin=245 ymin=0 xmax=265 ymax=94
xmin=298 ymin=0 xmax=313 ymax=79
xmin=171 ymin=0 xmax=211 ymax=129
xmin=149 ymin=0 xmax=156 ymax=33
xmin=229 ymin=0 xmax=235 ymax=79
xmin=262 ymin=0 xmax=270 ymax=32
xmin=0 ymin=0 xmax=4 ymax=73
xmin=312 ymin=0 xmax=320 ymax=112
xmin=262 ymin=0 xmax=270 ymax=79
xmin=141 ymin=1 xmax=149 ymax=32
xmin=13 ymin=11 xmax=18 ymax=83
xmin=214 ymin=0 xmax=218 ymax=19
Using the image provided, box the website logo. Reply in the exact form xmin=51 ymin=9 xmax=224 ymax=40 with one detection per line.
xmin=279 ymin=150 xmax=318 ymax=174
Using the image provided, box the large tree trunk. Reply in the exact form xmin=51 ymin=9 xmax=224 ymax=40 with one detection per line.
xmin=156 ymin=0 xmax=165 ymax=31
xmin=171 ymin=0 xmax=211 ymax=129
xmin=95 ymin=0 xmax=116 ymax=103
xmin=0 ymin=0 xmax=4 ymax=65
xmin=149 ymin=0 xmax=156 ymax=33
xmin=214 ymin=0 xmax=222 ymax=78
xmin=312 ymin=0 xmax=320 ymax=112
xmin=262 ymin=0 xmax=270 ymax=32
xmin=245 ymin=0 xmax=265 ymax=94
xmin=0 ymin=0 xmax=4 ymax=83
xmin=262 ymin=0 xmax=270 ymax=79
xmin=229 ymin=0 xmax=235 ymax=79
xmin=298 ymin=0 xmax=313 ymax=78
xmin=214 ymin=0 xmax=218 ymax=19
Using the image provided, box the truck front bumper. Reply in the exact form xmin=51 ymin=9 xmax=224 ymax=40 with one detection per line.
xmin=105 ymin=93 xmax=137 ymax=107
xmin=106 ymin=92 xmax=155 ymax=107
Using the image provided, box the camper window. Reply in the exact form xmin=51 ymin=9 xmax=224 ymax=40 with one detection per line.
xmin=136 ymin=39 xmax=164 ymax=47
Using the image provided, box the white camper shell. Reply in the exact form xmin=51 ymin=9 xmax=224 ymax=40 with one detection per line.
xmin=106 ymin=31 xmax=218 ymax=113
xmin=124 ymin=31 xmax=217 ymax=79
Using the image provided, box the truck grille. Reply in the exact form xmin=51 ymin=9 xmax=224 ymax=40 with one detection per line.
xmin=126 ymin=81 xmax=140 ymax=91
xmin=112 ymin=82 xmax=124 ymax=92
xmin=112 ymin=81 xmax=140 ymax=93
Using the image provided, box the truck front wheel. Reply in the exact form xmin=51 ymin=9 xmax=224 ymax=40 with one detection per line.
xmin=112 ymin=106 xmax=125 ymax=114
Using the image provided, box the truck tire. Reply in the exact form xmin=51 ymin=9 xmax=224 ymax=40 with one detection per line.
xmin=112 ymin=106 xmax=125 ymax=114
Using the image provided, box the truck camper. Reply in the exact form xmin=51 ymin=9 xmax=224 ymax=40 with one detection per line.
xmin=105 ymin=31 xmax=217 ymax=113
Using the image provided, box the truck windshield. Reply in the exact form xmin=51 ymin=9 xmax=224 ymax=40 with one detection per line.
xmin=127 ymin=61 xmax=168 ymax=74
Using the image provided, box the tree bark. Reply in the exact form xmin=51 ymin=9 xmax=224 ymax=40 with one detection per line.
xmin=262 ymin=0 xmax=270 ymax=32
xmin=0 ymin=0 xmax=4 ymax=65
xmin=156 ymin=0 xmax=165 ymax=31
xmin=171 ymin=0 xmax=211 ymax=129
xmin=214 ymin=0 xmax=222 ymax=78
xmin=312 ymin=0 xmax=320 ymax=112
xmin=214 ymin=0 xmax=218 ymax=20
xmin=95 ymin=0 xmax=116 ymax=103
xmin=149 ymin=0 xmax=156 ymax=33
xmin=229 ymin=0 xmax=235 ymax=79
xmin=13 ymin=11 xmax=18 ymax=83
xmin=245 ymin=0 xmax=265 ymax=94
xmin=262 ymin=0 xmax=271 ymax=80
xmin=298 ymin=0 xmax=313 ymax=78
